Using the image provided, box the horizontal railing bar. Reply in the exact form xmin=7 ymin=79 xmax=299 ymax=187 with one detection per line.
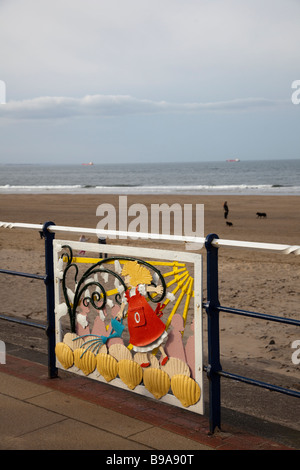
xmin=0 ymin=222 xmax=43 ymax=230
xmin=212 ymin=238 xmax=300 ymax=255
xmin=1 ymin=221 xmax=300 ymax=254
xmin=0 ymin=268 xmax=45 ymax=281
xmin=54 ymin=226 xmax=205 ymax=244
xmin=217 ymin=305 xmax=300 ymax=327
xmin=219 ymin=369 xmax=300 ymax=399
xmin=0 ymin=222 xmax=205 ymax=245
xmin=0 ymin=313 xmax=47 ymax=330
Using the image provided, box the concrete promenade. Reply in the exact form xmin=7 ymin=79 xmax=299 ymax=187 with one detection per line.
xmin=0 ymin=345 xmax=298 ymax=452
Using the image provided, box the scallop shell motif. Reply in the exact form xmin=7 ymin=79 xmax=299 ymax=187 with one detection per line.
xmin=73 ymin=348 xmax=96 ymax=376
xmin=143 ymin=368 xmax=171 ymax=399
xmin=63 ymin=332 xmax=83 ymax=351
xmin=171 ymin=374 xmax=201 ymax=408
xmin=133 ymin=353 xmax=159 ymax=369
xmin=109 ymin=343 xmax=132 ymax=362
xmin=133 ymin=352 xmax=150 ymax=365
xmin=97 ymin=353 xmax=118 ymax=382
xmin=55 ymin=342 xmax=74 ymax=369
xmin=98 ymin=344 xmax=108 ymax=354
xmin=118 ymin=359 xmax=142 ymax=390
xmin=161 ymin=357 xmax=190 ymax=378
xmin=148 ymin=355 xmax=160 ymax=369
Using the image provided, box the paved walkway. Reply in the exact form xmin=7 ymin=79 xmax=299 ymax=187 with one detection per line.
xmin=0 ymin=352 xmax=297 ymax=452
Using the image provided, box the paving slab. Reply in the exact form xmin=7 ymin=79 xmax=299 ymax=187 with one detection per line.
xmin=0 ymin=369 xmax=212 ymax=451
xmin=127 ymin=426 xmax=213 ymax=450
xmin=2 ymin=418 xmax=151 ymax=451
xmin=0 ymin=351 xmax=298 ymax=451
xmin=27 ymin=389 xmax=156 ymax=437
xmin=0 ymin=394 xmax=65 ymax=449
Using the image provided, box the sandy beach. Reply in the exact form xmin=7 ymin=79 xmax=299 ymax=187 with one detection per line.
xmin=0 ymin=193 xmax=299 ymax=423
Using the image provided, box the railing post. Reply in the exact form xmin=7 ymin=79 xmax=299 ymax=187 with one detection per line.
xmin=205 ymin=233 xmax=222 ymax=433
xmin=43 ymin=221 xmax=58 ymax=379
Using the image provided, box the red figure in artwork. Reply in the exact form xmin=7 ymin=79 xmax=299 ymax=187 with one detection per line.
xmin=117 ymin=261 xmax=169 ymax=367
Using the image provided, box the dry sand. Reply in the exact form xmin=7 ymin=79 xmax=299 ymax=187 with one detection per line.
xmin=0 ymin=193 xmax=299 ymax=427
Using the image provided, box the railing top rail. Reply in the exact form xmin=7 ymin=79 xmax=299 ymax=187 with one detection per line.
xmin=212 ymin=238 xmax=300 ymax=255
xmin=0 ymin=221 xmax=299 ymax=255
xmin=0 ymin=221 xmax=205 ymax=245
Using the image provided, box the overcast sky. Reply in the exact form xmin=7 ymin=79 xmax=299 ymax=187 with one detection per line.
xmin=0 ymin=0 xmax=299 ymax=164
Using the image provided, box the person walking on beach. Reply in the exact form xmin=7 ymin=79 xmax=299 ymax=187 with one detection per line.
xmin=223 ymin=201 xmax=229 ymax=219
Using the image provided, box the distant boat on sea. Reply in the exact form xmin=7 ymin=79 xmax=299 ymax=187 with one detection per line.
xmin=226 ymin=158 xmax=240 ymax=162
xmin=82 ymin=162 xmax=94 ymax=166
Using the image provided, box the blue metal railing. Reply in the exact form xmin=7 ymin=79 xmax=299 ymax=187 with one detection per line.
xmin=0 ymin=222 xmax=299 ymax=434
xmin=204 ymin=233 xmax=300 ymax=433
xmin=0 ymin=222 xmax=58 ymax=378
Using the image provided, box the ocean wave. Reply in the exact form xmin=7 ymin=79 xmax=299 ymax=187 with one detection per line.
xmin=0 ymin=184 xmax=82 ymax=190
xmin=1 ymin=183 xmax=300 ymax=195
xmin=83 ymin=183 xmax=142 ymax=188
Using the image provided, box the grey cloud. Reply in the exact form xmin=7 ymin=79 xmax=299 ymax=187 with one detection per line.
xmin=0 ymin=95 xmax=289 ymax=121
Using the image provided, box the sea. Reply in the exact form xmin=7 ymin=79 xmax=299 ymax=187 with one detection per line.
xmin=0 ymin=159 xmax=299 ymax=195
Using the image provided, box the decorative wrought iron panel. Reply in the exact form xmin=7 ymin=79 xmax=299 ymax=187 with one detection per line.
xmin=53 ymin=240 xmax=203 ymax=414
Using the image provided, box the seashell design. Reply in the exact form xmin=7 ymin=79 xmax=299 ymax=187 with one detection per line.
xmin=118 ymin=359 xmax=142 ymax=390
xmin=148 ymin=354 xmax=160 ymax=369
xmin=55 ymin=342 xmax=74 ymax=369
xmin=143 ymin=368 xmax=170 ymax=399
xmin=97 ymin=353 xmax=118 ymax=382
xmin=63 ymin=332 xmax=83 ymax=351
xmin=133 ymin=353 xmax=160 ymax=369
xmin=109 ymin=343 xmax=132 ymax=362
xmin=133 ymin=352 xmax=150 ymax=366
xmin=99 ymin=344 xmax=108 ymax=354
xmin=171 ymin=374 xmax=201 ymax=408
xmin=81 ymin=335 xmax=100 ymax=352
xmin=161 ymin=357 xmax=190 ymax=378
xmin=73 ymin=348 xmax=96 ymax=376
